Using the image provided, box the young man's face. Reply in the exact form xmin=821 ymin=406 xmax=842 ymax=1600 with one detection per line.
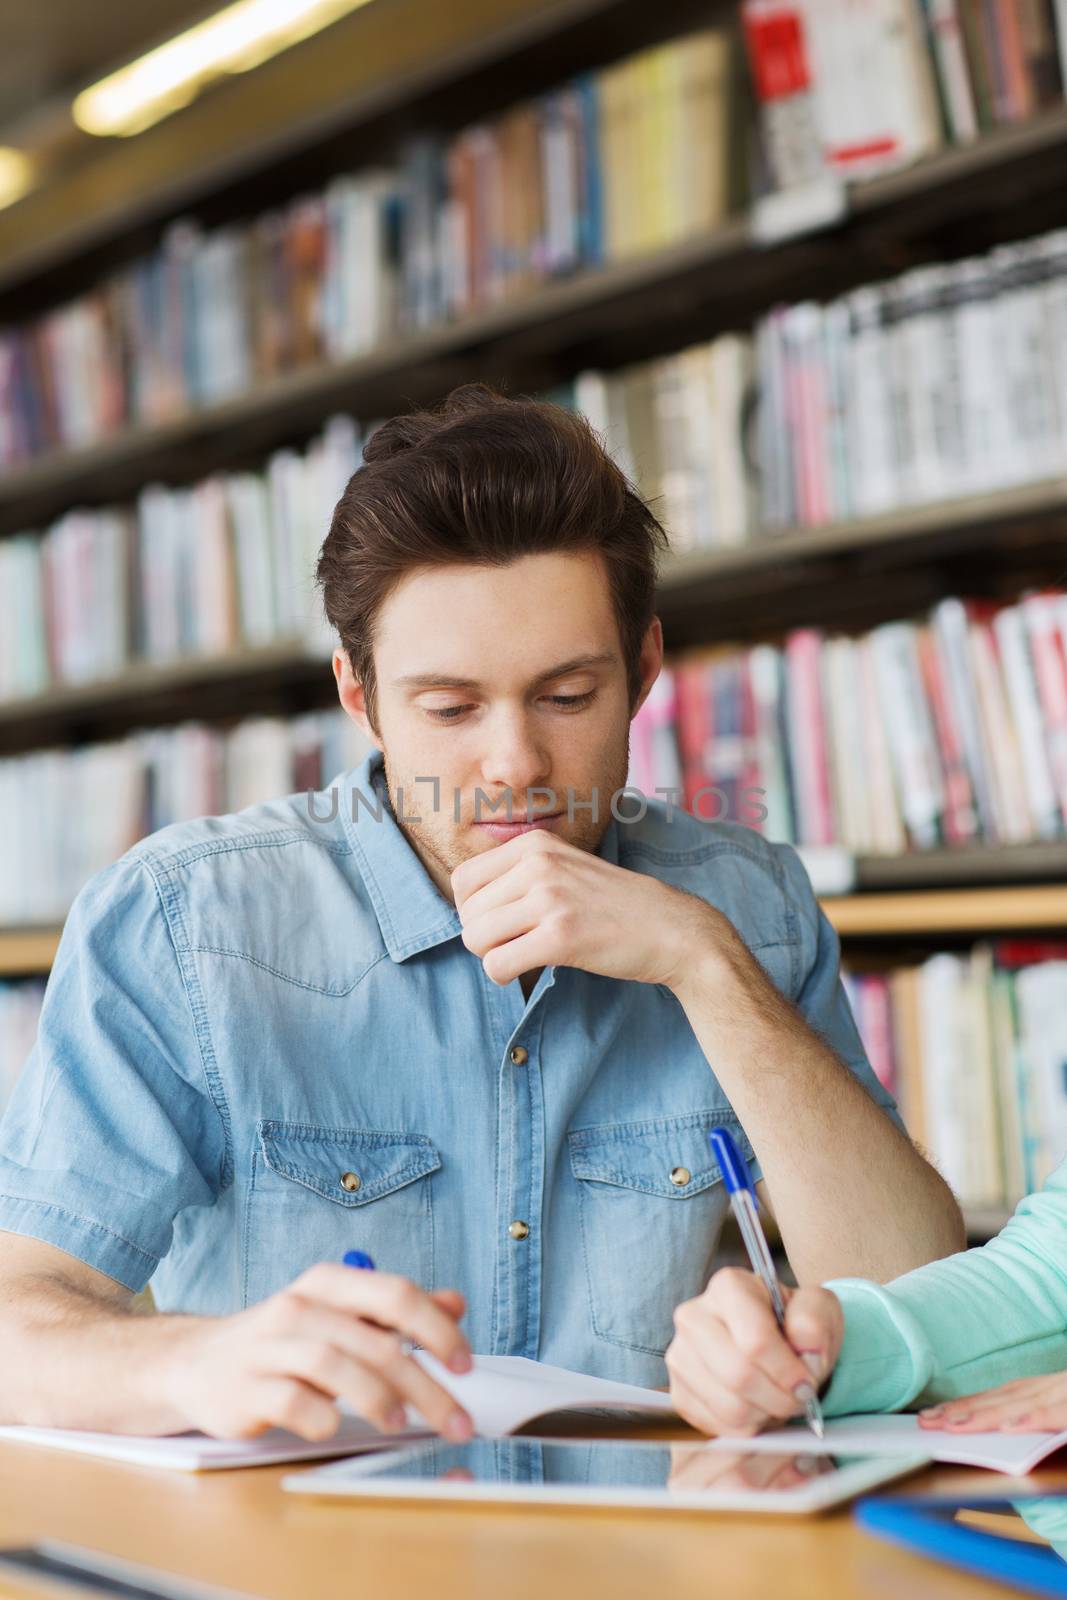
xmin=334 ymin=550 xmax=662 ymax=898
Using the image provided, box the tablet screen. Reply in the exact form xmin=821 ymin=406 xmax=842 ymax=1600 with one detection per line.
xmin=284 ymin=1437 xmax=929 ymax=1514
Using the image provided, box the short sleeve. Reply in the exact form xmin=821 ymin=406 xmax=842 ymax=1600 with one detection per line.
xmin=773 ymin=843 xmax=906 ymax=1133
xmin=0 ymin=854 xmax=229 ymax=1291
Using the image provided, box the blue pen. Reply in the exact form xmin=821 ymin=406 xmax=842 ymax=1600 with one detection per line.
xmin=342 ymin=1250 xmax=416 ymax=1358
xmin=708 ymin=1126 xmax=825 ymax=1440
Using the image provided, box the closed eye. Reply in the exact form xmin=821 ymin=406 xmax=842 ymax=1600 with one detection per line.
xmin=543 ymin=690 xmax=596 ymax=711
xmin=424 ymin=690 xmax=597 ymax=722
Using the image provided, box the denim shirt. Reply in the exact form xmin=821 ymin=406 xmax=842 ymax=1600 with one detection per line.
xmin=0 ymin=750 xmax=901 ymax=1388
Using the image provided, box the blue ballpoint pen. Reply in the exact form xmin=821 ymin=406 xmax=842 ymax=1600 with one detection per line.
xmin=342 ymin=1250 xmax=416 ymax=1358
xmin=708 ymin=1126 xmax=825 ymax=1440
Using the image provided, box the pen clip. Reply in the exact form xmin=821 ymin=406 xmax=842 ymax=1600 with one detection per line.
xmin=708 ymin=1126 xmax=753 ymax=1197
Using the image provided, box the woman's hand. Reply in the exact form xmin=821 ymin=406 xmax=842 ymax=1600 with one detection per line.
xmin=665 ymin=1268 xmax=844 ymax=1437
xmin=921 ymin=1371 xmax=1067 ymax=1433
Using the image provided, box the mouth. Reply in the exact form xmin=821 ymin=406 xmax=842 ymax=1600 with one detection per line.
xmin=472 ymin=812 xmax=564 ymax=838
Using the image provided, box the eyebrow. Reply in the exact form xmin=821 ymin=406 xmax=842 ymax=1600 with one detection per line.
xmin=394 ymin=652 xmax=619 ymax=691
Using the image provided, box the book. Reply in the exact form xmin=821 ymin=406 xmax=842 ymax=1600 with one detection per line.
xmin=0 ymin=1355 xmax=676 ymax=1474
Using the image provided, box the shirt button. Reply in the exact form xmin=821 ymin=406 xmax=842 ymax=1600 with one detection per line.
xmin=509 ymin=1045 xmax=529 ymax=1066
xmin=508 ymin=1220 xmax=530 ymax=1241
xmin=669 ymin=1167 xmax=691 ymax=1188
xmin=340 ymin=1171 xmax=362 ymax=1192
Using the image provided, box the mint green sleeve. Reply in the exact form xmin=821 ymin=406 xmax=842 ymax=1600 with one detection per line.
xmin=821 ymin=1157 xmax=1067 ymax=1416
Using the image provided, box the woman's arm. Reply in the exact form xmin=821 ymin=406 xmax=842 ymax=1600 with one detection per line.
xmin=664 ymin=1157 xmax=1067 ymax=1436
xmin=824 ymin=1158 xmax=1067 ymax=1415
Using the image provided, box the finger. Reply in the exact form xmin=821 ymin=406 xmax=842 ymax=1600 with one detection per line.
xmin=260 ymin=1324 xmax=474 ymax=1442
xmin=687 ymin=1344 xmax=801 ymax=1427
xmin=921 ymin=1379 xmax=1039 ymax=1427
xmin=372 ymin=1346 xmax=474 ymax=1441
xmin=293 ymin=1267 xmax=471 ymax=1371
xmin=1003 ymin=1405 xmax=1064 ymax=1433
xmin=461 ymin=898 xmax=539 ymax=961
xmin=452 ymin=828 xmax=549 ymax=907
xmin=247 ymin=1376 xmax=345 ymax=1442
xmin=669 ymin=1367 xmax=739 ymax=1438
xmin=673 ymin=1314 xmax=804 ymax=1424
xmin=429 ymin=1289 xmax=466 ymax=1318
xmin=669 ymin=1362 xmax=769 ymax=1438
xmin=458 ymin=855 xmax=541 ymax=923
xmin=783 ymin=1289 xmax=842 ymax=1386
xmin=482 ymin=927 xmax=557 ymax=987
xmin=713 ymin=1273 xmax=813 ymax=1397
xmin=256 ymin=1337 xmax=406 ymax=1432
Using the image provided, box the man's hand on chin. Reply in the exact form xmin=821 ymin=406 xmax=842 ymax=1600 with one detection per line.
xmin=450 ymin=827 xmax=734 ymax=991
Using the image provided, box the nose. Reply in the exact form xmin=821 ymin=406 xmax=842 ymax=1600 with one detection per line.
xmin=477 ymin=706 xmax=553 ymax=807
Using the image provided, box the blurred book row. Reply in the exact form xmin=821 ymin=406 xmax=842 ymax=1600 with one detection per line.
xmin=2 ymin=579 xmax=1064 ymax=925
xmin=0 ymin=416 xmax=360 ymax=697
xmin=5 ymin=0 xmax=1067 ymax=466
xmin=0 ymin=711 xmax=374 ymax=926
xmin=626 ymin=590 xmax=1067 ymax=852
xmin=0 ymin=25 xmax=742 ymax=462
xmin=13 ymin=212 xmax=1067 ymax=674
xmin=744 ymin=0 xmax=1067 ymax=191
xmin=756 ymin=231 xmax=1067 ymax=529
xmin=12 ymin=275 xmax=1067 ymax=701
xmin=842 ymin=943 xmax=1067 ymax=1212
xmin=565 ymin=221 xmax=1067 ymax=547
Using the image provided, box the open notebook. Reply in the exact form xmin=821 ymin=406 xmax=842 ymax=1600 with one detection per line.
xmin=0 ymin=1355 xmax=677 ymax=1472
xmin=699 ymin=1413 xmax=1067 ymax=1476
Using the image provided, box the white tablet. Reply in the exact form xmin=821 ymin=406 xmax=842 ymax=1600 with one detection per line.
xmin=282 ymin=1437 xmax=930 ymax=1515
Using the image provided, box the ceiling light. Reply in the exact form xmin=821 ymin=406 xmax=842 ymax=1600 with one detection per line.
xmin=73 ymin=0 xmax=377 ymax=138
xmin=0 ymin=148 xmax=34 ymax=210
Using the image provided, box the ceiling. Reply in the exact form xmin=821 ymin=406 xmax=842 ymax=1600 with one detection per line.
xmin=0 ymin=1 xmax=215 ymax=132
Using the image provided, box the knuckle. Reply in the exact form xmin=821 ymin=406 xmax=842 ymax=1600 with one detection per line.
xmin=267 ymin=1290 xmax=303 ymax=1332
xmin=275 ymin=1383 xmax=308 ymax=1431
xmin=672 ymin=1299 xmax=698 ymax=1335
xmin=368 ymin=1329 xmax=406 ymax=1369
xmin=389 ymin=1278 xmax=420 ymax=1321
xmin=721 ymin=1397 xmax=754 ymax=1432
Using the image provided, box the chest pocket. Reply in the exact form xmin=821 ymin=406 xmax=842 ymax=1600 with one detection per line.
xmin=568 ymin=1110 xmax=750 ymax=1357
xmin=243 ymin=1121 xmax=441 ymax=1306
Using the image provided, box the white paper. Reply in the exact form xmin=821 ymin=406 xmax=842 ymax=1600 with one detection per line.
xmin=703 ymin=1412 xmax=1067 ymax=1476
xmin=0 ymin=1355 xmax=675 ymax=1473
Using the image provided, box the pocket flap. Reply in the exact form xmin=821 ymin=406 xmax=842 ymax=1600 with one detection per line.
xmin=568 ymin=1111 xmax=754 ymax=1199
xmin=258 ymin=1122 xmax=441 ymax=1206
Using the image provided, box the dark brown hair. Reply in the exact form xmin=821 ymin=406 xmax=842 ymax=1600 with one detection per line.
xmin=317 ymin=383 xmax=669 ymax=730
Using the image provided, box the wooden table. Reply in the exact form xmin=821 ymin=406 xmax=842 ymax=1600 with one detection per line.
xmin=0 ymin=1430 xmax=1062 ymax=1600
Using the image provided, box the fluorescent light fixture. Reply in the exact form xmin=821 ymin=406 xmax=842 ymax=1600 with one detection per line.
xmin=73 ymin=0 xmax=377 ymax=137
xmin=0 ymin=148 xmax=34 ymax=210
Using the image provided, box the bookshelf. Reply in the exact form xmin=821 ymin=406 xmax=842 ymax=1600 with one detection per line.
xmin=3 ymin=478 xmax=1067 ymax=753
xmin=9 ymin=113 xmax=1067 ymax=537
xmin=1 ymin=0 xmax=1065 ymax=1246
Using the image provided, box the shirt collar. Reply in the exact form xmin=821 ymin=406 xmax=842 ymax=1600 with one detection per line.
xmin=336 ymin=750 xmax=622 ymax=962
xmin=338 ymin=751 xmax=462 ymax=962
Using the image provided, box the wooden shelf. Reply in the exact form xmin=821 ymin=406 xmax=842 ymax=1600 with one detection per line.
xmin=3 ymin=882 xmax=1063 ymax=978
xmin=0 ymin=929 xmax=61 ymax=977
xmin=0 ymin=641 xmax=333 ymax=756
xmin=822 ymin=885 xmax=1067 ymax=937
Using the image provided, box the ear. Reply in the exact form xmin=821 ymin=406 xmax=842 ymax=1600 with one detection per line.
xmin=629 ymin=618 xmax=664 ymax=719
xmin=333 ymin=649 xmax=383 ymax=750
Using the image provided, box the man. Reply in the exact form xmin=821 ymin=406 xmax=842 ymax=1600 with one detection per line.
xmin=0 ymin=386 xmax=963 ymax=1443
